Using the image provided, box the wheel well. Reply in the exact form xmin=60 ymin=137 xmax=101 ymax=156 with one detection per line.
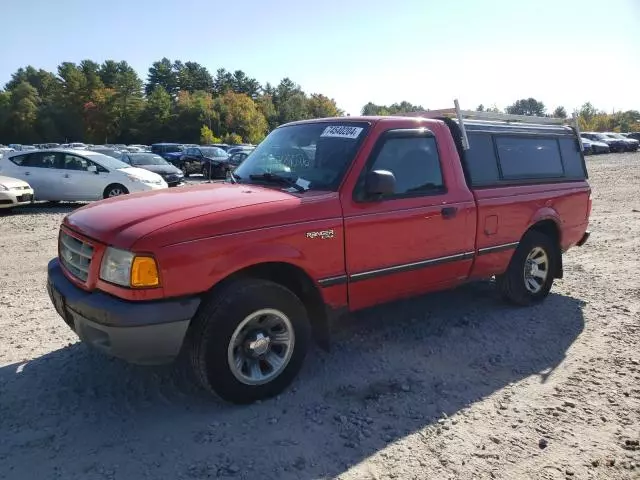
xmin=215 ymin=262 xmax=330 ymax=349
xmin=103 ymin=183 xmax=127 ymax=198
xmin=527 ymin=220 xmax=563 ymax=278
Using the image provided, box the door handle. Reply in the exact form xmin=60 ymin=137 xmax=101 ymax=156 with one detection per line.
xmin=24 ymin=171 xmax=30 ymax=176
xmin=63 ymin=174 xmax=70 ymax=178
xmin=441 ymin=206 xmax=458 ymax=219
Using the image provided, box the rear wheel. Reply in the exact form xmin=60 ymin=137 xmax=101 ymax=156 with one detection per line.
xmin=496 ymin=230 xmax=558 ymax=306
xmin=187 ymin=279 xmax=311 ymax=404
xmin=103 ymin=184 xmax=129 ymax=199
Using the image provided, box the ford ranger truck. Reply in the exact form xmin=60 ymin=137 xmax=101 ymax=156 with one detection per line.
xmin=47 ymin=112 xmax=591 ymax=403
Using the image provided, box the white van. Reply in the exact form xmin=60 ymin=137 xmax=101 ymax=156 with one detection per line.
xmin=0 ymin=149 xmax=167 ymax=201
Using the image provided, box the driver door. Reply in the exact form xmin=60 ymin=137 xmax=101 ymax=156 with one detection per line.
xmin=342 ymin=129 xmax=476 ymax=310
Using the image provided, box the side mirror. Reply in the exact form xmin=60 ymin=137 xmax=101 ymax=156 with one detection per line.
xmin=365 ymin=170 xmax=396 ymax=198
xmin=87 ymin=165 xmax=98 ymax=174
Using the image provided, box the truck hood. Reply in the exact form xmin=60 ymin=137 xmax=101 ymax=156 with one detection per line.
xmin=63 ymin=183 xmax=299 ymax=248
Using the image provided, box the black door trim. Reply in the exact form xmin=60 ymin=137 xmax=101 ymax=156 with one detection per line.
xmin=318 ymin=243 xmax=518 ymax=288
xmin=348 ymin=251 xmax=474 ymax=283
xmin=317 ymin=275 xmax=348 ymax=287
xmin=477 ymin=241 xmax=519 ymax=256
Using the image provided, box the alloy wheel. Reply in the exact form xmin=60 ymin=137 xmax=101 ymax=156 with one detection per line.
xmin=523 ymin=247 xmax=549 ymax=293
xmin=227 ymin=308 xmax=295 ymax=385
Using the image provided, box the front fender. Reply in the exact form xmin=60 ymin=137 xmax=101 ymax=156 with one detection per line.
xmin=207 ymin=242 xmax=308 ymax=282
xmin=156 ymin=217 xmax=346 ymax=301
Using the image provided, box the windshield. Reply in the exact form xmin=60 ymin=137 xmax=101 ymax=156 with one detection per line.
xmin=130 ymin=154 xmax=169 ymax=166
xmin=200 ymin=147 xmax=228 ymax=157
xmin=233 ymin=121 xmax=370 ymax=191
xmin=608 ymin=133 xmax=625 ymax=139
xmin=593 ymin=133 xmax=609 ymax=141
xmin=84 ymin=152 xmax=131 ymax=170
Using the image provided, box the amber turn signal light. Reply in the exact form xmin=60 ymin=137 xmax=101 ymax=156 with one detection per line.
xmin=130 ymin=256 xmax=160 ymax=288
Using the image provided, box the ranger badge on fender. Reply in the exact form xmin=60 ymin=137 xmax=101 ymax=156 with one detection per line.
xmin=306 ymin=229 xmax=335 ymax=240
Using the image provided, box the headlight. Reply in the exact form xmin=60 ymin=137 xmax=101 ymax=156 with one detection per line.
xmin=99 ymin=247 xmax=159 ymax=288
xmin=100 ymin=248 xmax=134 ymax=286
xmin=0 ymin=184 xmax=8 ymax=191
xmin=126 ymin=175 xmax=162 ymax=185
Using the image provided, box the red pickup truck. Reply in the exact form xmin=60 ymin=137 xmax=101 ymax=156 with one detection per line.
xmin=47 ymin=108 xmax=591 ymax=403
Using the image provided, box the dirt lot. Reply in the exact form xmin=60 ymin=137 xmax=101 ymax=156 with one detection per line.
xmin=1 ymin=154 xmax=639 ymax=480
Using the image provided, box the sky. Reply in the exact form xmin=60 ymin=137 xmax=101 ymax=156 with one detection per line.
xmin=1 ymin=0 xmax=638 ymax=116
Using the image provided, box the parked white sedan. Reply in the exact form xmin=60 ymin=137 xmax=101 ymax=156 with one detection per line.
xmin=0 ymin=175 xmax=34 ymax=209
xmin=0 ymin=149 xmax=167 ymax=201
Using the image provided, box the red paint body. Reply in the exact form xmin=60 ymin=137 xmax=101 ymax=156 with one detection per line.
xmin=60 ymin=117 xmax=591 ymax=313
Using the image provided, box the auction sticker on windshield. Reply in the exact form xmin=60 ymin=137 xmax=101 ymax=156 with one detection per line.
xmin=320 ymin=125 xmax=363 ymax=139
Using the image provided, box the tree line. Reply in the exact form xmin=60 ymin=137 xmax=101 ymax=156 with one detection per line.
xmin=2 ymin=61 xmax=638 ymax=147
xmin=0 ymin=59 xmax=343 ymax=145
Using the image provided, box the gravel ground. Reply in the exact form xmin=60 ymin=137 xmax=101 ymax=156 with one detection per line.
xmin=1 ymin=154 xmax=639 ymax=480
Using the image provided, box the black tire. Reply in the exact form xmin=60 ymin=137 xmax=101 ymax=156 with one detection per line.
xmin=181 ymin=164 xmax=189 ymax=177
xmin=496 ymin=230 xmax=558 ymax=306
xmin=187 ymin=279 xmax=311 ymax=404
xmin=103 ymin=184 xmax=129 ymax=199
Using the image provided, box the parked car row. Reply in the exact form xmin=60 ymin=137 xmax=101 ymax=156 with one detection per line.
xmin=0 ymin=149 xmax=168 ymax=204
xmin=149 ymin=143 xmax=255 ymax=178
xmin=119 ymin=152 xmax=185 ymax=186
xmin=0 ymin=140 xmax=257 ymax=209
xmin=621 ymin=132 xmax=640 ymax=141
xmin=88 ymin=143 xmax=256 ymax=181
xmin=581 ymin=132 xmax=639 ymax=154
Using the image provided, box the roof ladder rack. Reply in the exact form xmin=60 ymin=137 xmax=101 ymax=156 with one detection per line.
xmin=398 ymin=99 xmax=584 ymax=152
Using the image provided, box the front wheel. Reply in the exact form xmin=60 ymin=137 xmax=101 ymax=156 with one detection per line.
xmin=103 ymin=184 xmax=129 ymax=199
xmin=187 ymin=279 xmax=311 ymax=404
xmin=496 ymin=230 xmax=558 ymax=306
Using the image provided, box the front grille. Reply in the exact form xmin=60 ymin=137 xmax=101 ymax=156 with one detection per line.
xmin=59 ymin=231 xmax=94 ymax=282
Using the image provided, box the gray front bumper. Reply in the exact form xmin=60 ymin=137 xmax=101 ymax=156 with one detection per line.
xmin=47 ymin=258 xmax=201 ymax=365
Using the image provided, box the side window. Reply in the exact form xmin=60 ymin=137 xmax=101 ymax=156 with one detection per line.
xmin=8 ymin=153 xmax=28 ymax=166
xmin=559 ymin=138 xmax=587 ymax=179
xmin=25 ymin=152 xmax=58 ymax=168
xmin=495 ymin=136 xmax=564 ymax=179
xmin=465 ymin=134 xmax=500 ymax=185
xmin=185 ymin=148 xmax=193 ymax=155
xmin=61 ymin=154 xmax=90 ymax=171
xmin=360 ymin=135 xmax=444 ymax=199
xmin=194 ymin=149 xmax=202 ymax=156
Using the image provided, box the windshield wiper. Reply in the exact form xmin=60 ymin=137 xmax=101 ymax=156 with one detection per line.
xmin=249 ymin=173 xmax=306 ymax=192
